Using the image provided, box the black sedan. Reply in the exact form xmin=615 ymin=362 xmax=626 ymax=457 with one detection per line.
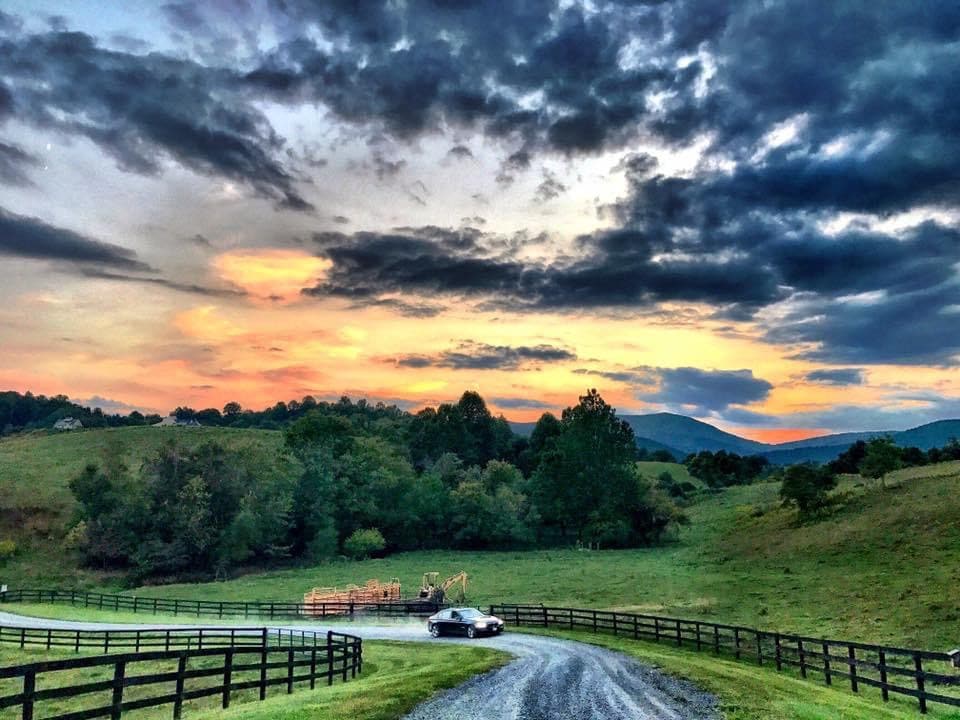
xmin=427 ymin=607 xmax=505 ymax=638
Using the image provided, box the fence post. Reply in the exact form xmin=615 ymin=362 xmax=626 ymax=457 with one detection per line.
xmin=357 ymin=638 xmax=363 ymax=674
xmin=22 ymin=669 xmax=36 ymax=720
xmin=695 ymin=622 xmax=702 ymax=651
xmin=19 ymin=627 xmax=25 ymax=649
xmin=756 ymin=631 xmax=763 ymax=665
xmin=592 ymin=609 xmax=598 ymax=633
xmin=543 ymin=606 xmax=549 ymax=628
xmin=571 ymin=608 xmax=575 ymax=630
xmin=675 ymin=619 xmax=682 ymax=646
xmin=734 ymin=628 xmax=741 ymax=660
xmin=798 ymin=639 xmax=806 ymax=678
xmin=713 ymin=625 xmax=720 ymax=654
xmin=46 ymin=629 xmax=51 ymax=650
xmin=222 ymin=648 xmax=234 ymax=709
xmin=327 ymin=631 xmax=334 ymax=686
xmin=110 ymin=660 xmax=126 ymax=720
xmin=104 ymin=630 xmax=110 ymax=654
xmin=878 ymin=649 xmax=888 ymax=701
xmin=310 ymin=647 xmax=318 ymax=689
xmin=260 ymin=628 xmax=269 ymax=700
xmin=75 ymin=630 xmax=81 ymax=653
xmin=173 ymin=654 xmax=187 ymax=720
xmin=287 ymin=648 xmax=295 ymax=693
xmin=654 ymin=617 xmax=660 ymax=642
xmin=823 ymin=642 xmax=831 ymax=685
xmin=914 ymin=653 xmax=926 ymax=714
xmin=634 ymin=615 xmax=639 ymax=640
xmin=775 ymin=634 xmax=782 ymax=671
xmin=848 ymin=645 xmax=858 ymax=692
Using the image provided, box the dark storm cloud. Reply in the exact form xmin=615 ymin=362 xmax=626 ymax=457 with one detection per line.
xmin=0 ymin=206 xmax=152 ymax=272
xmin=637 ymin=367 xmax=774 ymax=414
xmin=0 ymin=30 xmax=312 ymax=211
xmin=534 ymin=170 xmax=567 ymax=203
xmin=448 ymin=145 xmax=474 ymax=160
xmin=805 ymin=369 xmax=866 ymax=386
xmin=0 ymin=142 xmax=38 ymax=186
xmin=767 ymin=285 xmax=960 ymax=366
xmin=389 ymin=341 xmax=575 ymax=371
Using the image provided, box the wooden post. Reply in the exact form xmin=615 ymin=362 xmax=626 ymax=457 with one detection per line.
xmin=914 ymin=653 xmax=926 ymax=714
xmin=75 ymin=630 xmax=81 ymax=653
xmin=798 ymin=639 xmax=806 ymax=678
xmin=543 ymin=606 xmax=549 ymax=628
xmin=173 ymin=654 xmax=187 ymax=720
xmin=775 ymin=634 xmax=782 ymax=671
xmin=310 ymin=647 xmax=318 ymax=689
xmin=592 ymin=609 xmax=598 ymax=632
xmin=21 ymin=669 xmax=36 ymax=720
xmin=756 ymin=632 xmax=763 ymax=665
xmin=822 ymin=642 xmax=831 ymax=685
xmin=104 ymin=630 xmax=110 ymax=654
xmin=222 ymin=649 xmax=234 ymax=709
xmin=110 ymin=661 xmax=126 ymax=720
xmin=46 ymin=629 xmax=51 ymax=650
xmin=165 ymin=630 xmax=171 ymax=652
xmin=327 ymin=631 xmax=334 ymax=686
xmin=135 ymin=630 xmax=141 ymax=652
xmin=260 ymin=628 xmax=269 ymax=700
xmin=287 ymin=648 xmax=295 ymax=693
xmin=654 ymin=618 xmax=660 ymax=642
xmin=695 ymin=622 xmax=702 ymax=651
xmin=342 ymin=640 xmax=349 ymax=682
xmin=570 ymin=608 xmax=574 ymax=630
xmin=848 ymin=645 xmax=858 ymax=692
xmin=634 ymin=615 xmax=639 ymax=640
xmin=713 ymin=625 xmax=720 ymax=654
xmin=878 ymin=649 xmax=888 ymax=701
xmin=734 ymin=628 xmax=741 ymax=660
xmin=675 ymin=620 xmax=682 ymax=646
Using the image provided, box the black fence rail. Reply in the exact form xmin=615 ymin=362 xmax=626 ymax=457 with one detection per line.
xmin=490 ymin=604 xmax=960 ymax=714
xmin=0 ymin=588 xmax=441 ymax=619
xmin=0 ymin=625 xmax=362 ymax=720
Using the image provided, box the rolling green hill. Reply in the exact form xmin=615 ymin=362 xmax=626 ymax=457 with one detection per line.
xmin=3 ymin=428 xmax=960 ymax=652
xmin=0 ymin=426 xmax=283 ymax=587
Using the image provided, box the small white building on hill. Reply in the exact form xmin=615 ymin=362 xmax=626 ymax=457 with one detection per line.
xmin=153 ymin=415 xmax=202 ymax=427
xmin=53 ymin=417 xmax=84 ymax=431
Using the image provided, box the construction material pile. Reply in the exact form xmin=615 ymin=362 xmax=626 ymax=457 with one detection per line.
xmin=302 ymin=577 xmax=401 ymax=616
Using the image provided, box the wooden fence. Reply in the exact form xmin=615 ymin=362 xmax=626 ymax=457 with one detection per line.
xmin=490 ymin=604 xmax=960 ymax=714
xmin=0 ymin=588 xmax=440 ymax=619
xmin=0 ymin=624 xmax=362 ymax=720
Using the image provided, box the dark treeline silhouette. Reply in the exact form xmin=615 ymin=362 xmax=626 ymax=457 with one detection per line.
xmin=0 ymin=391 xmax=161 ymax=433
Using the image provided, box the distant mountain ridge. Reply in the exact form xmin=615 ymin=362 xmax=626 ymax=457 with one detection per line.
xmin=509 ymin=413 xmax=960 ymax=465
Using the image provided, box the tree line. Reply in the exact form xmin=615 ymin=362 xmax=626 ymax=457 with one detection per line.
xmin=67 ymin=390 xmax=687 ymax=581
xmin=779 ymin=436 xmax=960 ymax=518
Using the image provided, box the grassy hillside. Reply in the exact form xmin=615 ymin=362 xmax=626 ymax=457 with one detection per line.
xmin=0 ymin=426 xmax=283 ymax=587
xmin=3 ymin=428 xmax=960 ymax=652
xmin=117 ymin=463 xmax=960 ymax=649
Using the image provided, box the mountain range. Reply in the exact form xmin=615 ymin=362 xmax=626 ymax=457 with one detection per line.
xmin=508 ymin=413 xmax=960 ymax=465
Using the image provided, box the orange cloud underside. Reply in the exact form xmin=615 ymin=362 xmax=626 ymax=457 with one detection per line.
xmin=213 ymin=249 xmax=332 ymax=302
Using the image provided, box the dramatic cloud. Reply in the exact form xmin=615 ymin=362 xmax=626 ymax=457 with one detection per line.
xmin=0 ymin=207 xmax=152 ymax=272
xmin=0 ymin=30 xmax=313 ymax=211
xmin=805 ymin=368 xmax=866 ymax=386
xmin=0 ymin=142 xmax=38 ymax=186
xmin=389 ymin=341 xmax=575 ymax=371
xmin=637 ymin=367 xmax=773 ymax=415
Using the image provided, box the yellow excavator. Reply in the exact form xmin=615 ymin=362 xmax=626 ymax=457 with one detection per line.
xmin=418 ymin=571 xmax=468 ymax=604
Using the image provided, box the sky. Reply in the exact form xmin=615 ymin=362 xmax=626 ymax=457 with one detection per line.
xmin=0 ymin=1 xmax=959 ymax=442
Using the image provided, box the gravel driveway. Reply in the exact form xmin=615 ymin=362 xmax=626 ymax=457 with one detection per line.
xmin=0 ymin=611 xmax=719 ymax=719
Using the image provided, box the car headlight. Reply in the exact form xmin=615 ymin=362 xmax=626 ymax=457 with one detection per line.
xmin=475 ymin=621 xmax=487 ymax=628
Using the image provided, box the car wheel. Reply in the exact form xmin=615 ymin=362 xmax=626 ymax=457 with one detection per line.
xmin=430 ymin=623 xmax=440 ymax=638
xmin=467 ymin=626 xmax=476 ymax=639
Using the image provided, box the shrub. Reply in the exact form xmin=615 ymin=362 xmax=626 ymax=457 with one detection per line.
xmin=780 ymin=463 xmax=837 ymax=518
xmin=0 ymin=539 xmax=17 ymax=562
xmin=343 ymin=528 xmax=386 ymax=560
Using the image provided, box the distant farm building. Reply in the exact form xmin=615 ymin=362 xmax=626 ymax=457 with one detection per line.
xmin=53 ymin=417 xmax=83 ymax=431
xmin=153 ymin=415 xmax=202 ymax=427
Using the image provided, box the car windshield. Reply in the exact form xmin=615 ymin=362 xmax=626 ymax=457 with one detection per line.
xmin=458 ymin=608 xmax=483 ymax=618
